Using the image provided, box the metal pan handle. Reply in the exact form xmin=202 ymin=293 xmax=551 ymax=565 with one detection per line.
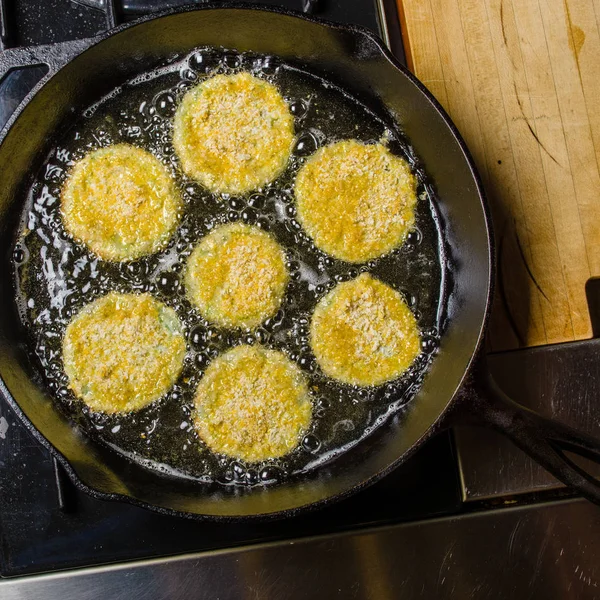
xmin=460 ymin=356 xmax=600 ymax=504
xmin=0 ymin=39 xmax=93 ymax=83
xmin=0 ymin=39 xmax=94 ymax=139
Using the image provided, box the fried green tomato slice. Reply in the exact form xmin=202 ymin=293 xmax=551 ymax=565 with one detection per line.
xmin=62 ymin=292 xmax=186 ymax=414
xmin=194 ymin=345 xmax=312 ymax=462
xmin=295 ymin=140 xmax=417 ymax=263
xmin=185 ymin=223 xmax=289 ymax=329
xmin=310 ymin=273 xmax=421 ymax=386
xmin=173 ymin=72 xmax=294 ymax=195
xmin=60 ymin=144 xmax=182 ymax=261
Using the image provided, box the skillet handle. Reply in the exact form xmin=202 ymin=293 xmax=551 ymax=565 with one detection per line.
xmin=0 ymin=39 xmax=94 ymax=138
xmin=0 ymin=38 xmax=93 ymax=87
xmin=460 ymin=357 xmax=600 ymax=504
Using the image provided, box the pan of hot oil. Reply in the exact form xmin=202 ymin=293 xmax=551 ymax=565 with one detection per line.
xmin=13 ymin=49 xmax=443 ymax=486
xmin=2 ymin=6 xmax=599 ymax=518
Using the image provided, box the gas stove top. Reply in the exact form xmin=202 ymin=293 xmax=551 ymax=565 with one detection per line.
xmin=0 ymin=0 xmax=461 ymax=579
xmin=1 ymin=1 xmax=599 ymax=595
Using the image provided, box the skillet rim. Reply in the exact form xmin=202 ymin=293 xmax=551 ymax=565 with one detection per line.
xmin=0 ymin=3 xmax=494 ymax=521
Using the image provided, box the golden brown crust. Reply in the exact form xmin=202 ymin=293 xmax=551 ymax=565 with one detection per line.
xmin=295 ymin=140 xmax=417 ymax=263
xmin=173 ymin=73 xmax=294 ymax=195
xmin=63 ymin=292 xmax=186 ymax=413
xmin=185 ymin=223 xmax=289 ymax=329
xmin=310 ymin=273 xmax=421 ymax=386
xmin=61 ymin=144 xmax=181 ymax=261
xmin=194 ymin=345 xmax=312 ymax=462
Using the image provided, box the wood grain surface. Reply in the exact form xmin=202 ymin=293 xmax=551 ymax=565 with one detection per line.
xmin=397 ymin=0 xmax=600 ymax=350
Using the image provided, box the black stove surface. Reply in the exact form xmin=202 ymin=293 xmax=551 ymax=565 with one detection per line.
xmin=1 ymin=397 xmax=460 ymax=577
xmin=3 ymin=0 xmax=382 ymax=47
xmin=0 ymin=0 xmax=461 ymax=578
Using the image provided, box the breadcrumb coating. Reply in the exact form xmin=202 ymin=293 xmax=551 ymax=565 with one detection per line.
xmin=194 ymin=345 xmax=312 ymax=462
xmin=63 ymin=292 xmax=185 ymax=413
xmin=185 ymin=223 xmax=289 ymax=329
xmin=295 ymin=140 xmax=417 ymax=263
xmin=61 ymin=144 xmax=181 ymax=261
xmin=173 ymin=72 xmax=294 ymax=195
xmin=310 ymin=273 xmax=421 ymax=386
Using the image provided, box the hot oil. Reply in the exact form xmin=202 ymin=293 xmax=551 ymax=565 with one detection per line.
xmin=12 ymin=48 xmax=446 ymax=487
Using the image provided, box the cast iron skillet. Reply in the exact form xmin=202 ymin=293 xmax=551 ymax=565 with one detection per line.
xmin=0 ymin=5 xmax=599 ymax=519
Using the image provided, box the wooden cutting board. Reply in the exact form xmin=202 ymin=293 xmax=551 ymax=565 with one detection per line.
xmin=397 ymin=0 xmax=600 ymax=351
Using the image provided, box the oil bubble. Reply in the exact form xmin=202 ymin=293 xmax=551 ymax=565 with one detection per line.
xmin=125 ymin=261 xmax=148 ymax=278
xmin=260 ymin=465 xmax=283 ymax=483
xmin=185 ymin=183 xmax=203 ymax=198
xmin=302 ymin=434 xmax=321 ymax=453
xmin=421 ymin=334 xmax=438 ymax=354
xmin=241 ymin=208 xmax=257 ymax=223
xmin=190 ymin=326 xmax=206 ymax=350
xmin=254 ymin=329 xmax=270 ymax=344
xmin=156 ymin=271 xmax=180 ymax=296
xmin=154 ymin=91 xmax=176 ymax=118
xmin=256 ymin=218 xmax=270 ymax=230
xmin=406 ymin=228 xmax=422 ymax=246
xmin=229 ymin=197 xmax=243 ymax=210
xmin=180 ymin=68 xmax=198 ymax=82
xmin=13 ymin=245 xmax=25 ymax=263
xmin=223 ymin=53 xmax=242 ymax=69
xmin=56 ymin=386 xmax=70 ymax=400
xmin=294 ymin=131 xmax=319 ymax=157
xmin=176 ymin=239 xmax=191 ymax=253
xmin=259 ymin=56 xmax=279 ymax=75
xmin=232 ymin=462 xmax=245 ymax=481
xmin=279 ymin=189 xmax=294 ymax=204
xmin=205 ymin=328 xmax=225 ymax=344
xmin=195 ymin=353 xmax=208 ymax=368
xmin=356 ymin=389 xmax=371 ymax=402
xmin=248 ymin=194 xmax=266 ymax=210
xmin=189 ymin=50 xmax=219 ymax=73
xmin=290 ymin=98 xmax=309 ymax=118
xmin=176 ymin=81 xmax=193 ymax=93
xmin=298 ymin=355 xmax=314 ymax=372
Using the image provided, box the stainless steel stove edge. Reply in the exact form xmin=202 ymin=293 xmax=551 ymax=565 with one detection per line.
xmin=456 ymin=338 xmax=600 ymax=501
xmin=2 ymin=498 xmax=599 ymax=599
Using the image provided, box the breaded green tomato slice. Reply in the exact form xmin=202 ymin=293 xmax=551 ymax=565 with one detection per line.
xmin=185 ymin=223 xmax=289 ymax=329
xmin=61 ymin=144 xmax=181 ymax=261
xmin=194 ymin=345 xmax=312 ymax=462
xmin=63 ymin=292 xmax=186 ymax=414
xmin=310 ymin=273 xmax=421 ymax=386
xmin=295 ymin=140 xmax=417 ymax=263
xmin=173 ymin=72 xmax=294 ymax=195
